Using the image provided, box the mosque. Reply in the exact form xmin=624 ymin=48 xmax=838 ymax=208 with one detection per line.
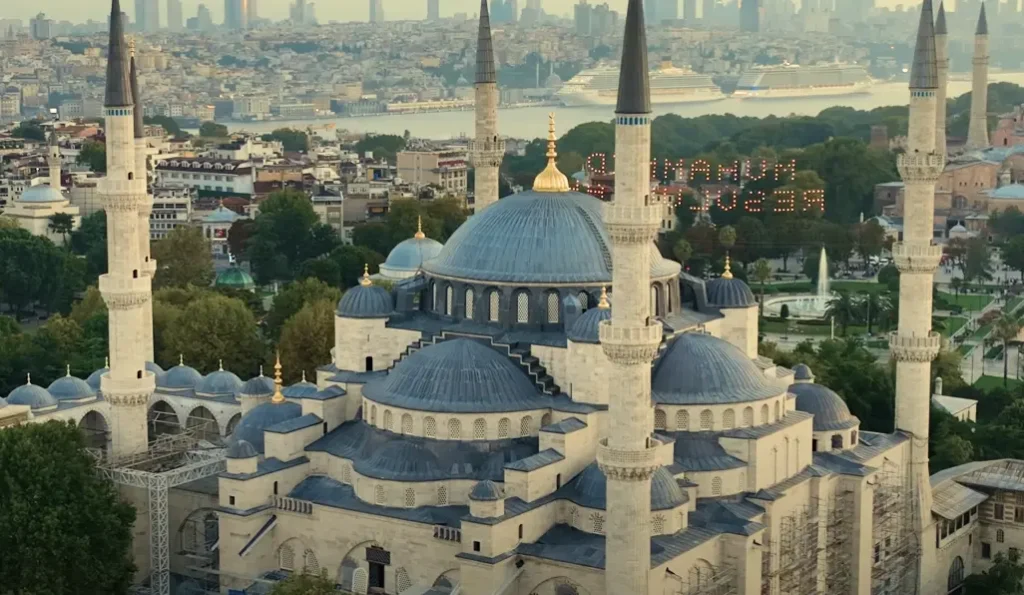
xmin=3 ymin=128 xmax=81 ymax=241
xmin=4 ymin=1 xmax=1024 ymax=595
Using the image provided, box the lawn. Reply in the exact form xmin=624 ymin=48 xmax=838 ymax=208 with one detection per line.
xmin=969 ymin=323 xmax=993 ymax=342
xmin=829 ymin=281 xmax=889 ymax=295
xmin=973 ymin=375 xmax=1022 ymax=391
xmin=938 ymin=292 xmax=993 ymax=311
xmin=1008 ymin=296 xmax=1024 ymax=314
xmin=760 ymin=319 xmax=870 ymax=337
xmin=937 ymin=316 xmax=968 ymax=338
xmin=957 ymin=344 xmax=975 ymax=357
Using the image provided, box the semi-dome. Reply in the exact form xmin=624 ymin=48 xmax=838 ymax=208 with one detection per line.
xmin=792 ymin=363 xmax=814 ymax=382
xmin=363 ymin=441 xmax=442 ymax=479
xmin=6 ymin=379 xmax=58 ymax=411
xmin=231 ymin=400 xmax=303 ymax=453
xmin=789 ymin=382 xmax=859 ymax=431
xmin=18 ymin=184 xmax=65 ymax=203
xmin=226 ymin=439 xmax=258 ymax=459
xmin=706 ymin=277 xmax=756 ymax=308
xmin=196 ymin=367 xmax=243 ymax=396
xmin=159 ymin=362 xmax=204 ymax=390
xmin=470 ymin=479 xmax=505 ymax=501
xmin=422 ymin=189 xmax=678 ymax=285
xmin=215 ymin=266 xmax=255 ymax=290
xmin=567 ymin=300 xmax=611 ymax=344
xmin=147 ymin=361 xmax=165 ymax=375
xmin=337 ymin=281 xmax=393 ymax=319
xmin=564 ymin=463 xmax=685 ymax=511
xmin=653 ymin=332 xmax=783 ymax=404
xmin=86 ymin=366 xmax=109 ymax=390
xmin=239 ymin=373 xmax=275 ymax=396
xmin=362 ymin=338 xmax=547 ymax=413
xmin=47 ymin=371 xmax=97 ymax=402
xmin=381 ymin=229 xmax=443 ymax=276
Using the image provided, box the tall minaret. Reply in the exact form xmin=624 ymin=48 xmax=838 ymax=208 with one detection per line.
xmin=597 ymin=0 xmax=663 ymax=594
xmin=934 ymin=2 xmax=948 ymax=156
xmin=130 ymin=40 xmax=156 ymax=363
xmin=470 ymin=0 xmax=503 ymax=212
xmin=99 ymin=0 xmax=155 ymax=459
xmin=46 ymin=129 xmax=61 ymax=189
xmin=892 ymin=0 xmax=942 ymax=585
xmin=966 ymin=3 xmax=990 ymax=149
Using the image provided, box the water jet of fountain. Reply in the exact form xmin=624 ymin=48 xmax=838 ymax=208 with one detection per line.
xmin=816 ymin=246 xmax=830 ymax=298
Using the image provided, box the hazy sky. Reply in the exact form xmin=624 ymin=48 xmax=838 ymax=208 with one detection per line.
xmin=4 ymin=0 xmax=930 ymax=27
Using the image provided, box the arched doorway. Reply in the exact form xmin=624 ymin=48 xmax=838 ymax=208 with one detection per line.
xmin=78 ymin=410 xmax=109 ymax=454
xmin=186 ymin=406 xmax=220 ymax=443
xmin=225 ymin=413 xmax=242 ymax=438
xmin=148 ymin=400 xmax=180 ymax=442
xmin=948 ymin=556 xmax=965 ymax=595
xmin=524 ymin=577 xmax=589 ymax=595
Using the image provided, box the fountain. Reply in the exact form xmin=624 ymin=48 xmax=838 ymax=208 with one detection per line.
xmin=763 ymin=247 xmax=834 ymax=320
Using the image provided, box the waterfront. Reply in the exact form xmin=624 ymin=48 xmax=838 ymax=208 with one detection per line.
xmin=223 ymin=73 xmax=1024 ymax=140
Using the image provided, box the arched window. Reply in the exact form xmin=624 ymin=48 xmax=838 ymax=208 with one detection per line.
xmin=700 ymin=409 xmax=713 ymax=430
xmin=383 ymin=410 xmax=393 ymax=431
xmin=279 ymin=543 xmax=295 ymax=570
xmin=795 ymin=439 xmax=801 ymax=469
xmin=851 ymin=430 xmax=858 ymax=445
xmin=546 ymin=291 xmax=560 ymax=323
xmin=541 ymin=412 xmax=552 ymax=427
xmin=578 ymin=291 xmax=590 ymax=312
xmin=370 ymin=405 xmax=377 ymax=426
xmin=832 ymin=434 xmax=844 ymax=450
xmin=431 ymin=281 xmax=437 ymax=311
xmin=760 ymin=404 xmax=769 ymax=425
xmin=722 ymin=409 xmax=735 ymax=429
xmin=742 ymin=406 xmax=754 ymax=428
xmin=437 ymin=485 xmax=448 ymax=505
xmin=374 ymin=484 xmax=385 ymax=504
xmin=498 ymin=417 xmax=510 ymax=438
xmin=652 ymin=515 xmax=665 ymax=534
xmin=473 ymin=418 xmax=486 ymax=439
xmin=465 ymin=288 xmax=474 ymax=319
xmin=998 ymin=529 xmax=1005 ymax=543
xmin=667 ymin=283 xmax=675 ymax=313
xmin=303 ymin=549 xmax=320 ymax=575
xmin=774 ymin=401 xmax=781 ymax=421
xmin=424 ymin=416 xmax=436 ymax=438
xmin=711 ymin=477 xmax=722 ymax=496
xmin=488 ymin=289 xmax=500 ymax=322
xmin=365 ymin=356 xmax=373 ymax=372
xmin=651 ymin=284 xmax=662 ymax=317
xmin=520 ymin=415 xmax=533 ymax=436
xmin=448 ymin=418 xmax=461 ymax=439
xmin=445 ymin=285 xmax=453 ymax=316
xmin=404 ymin=488 xmax=415 ymax=507
xmin=654 ymin=409 xmax=667 ymax=430
xmin=590 ymin=512 xmax=605 ymax=533
xmin=676 ymin=410 xmax=689 ymax=431
xmin=948 ymin=556 xmax=965 ymax=594
xmin=401 ymin=413 xmax=412 ymax=434
xmin=516 ymin=291 xmax=529 ymax=323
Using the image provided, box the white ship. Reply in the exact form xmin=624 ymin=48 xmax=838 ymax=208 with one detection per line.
xmin=556 ymin=62 xmax=726 ymax=107
xmin=733 ymin=64 xmax=873 ymax=99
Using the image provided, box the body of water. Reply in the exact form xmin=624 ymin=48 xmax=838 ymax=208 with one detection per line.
xmin=223 ymin=73 xmax=1024 ymax=140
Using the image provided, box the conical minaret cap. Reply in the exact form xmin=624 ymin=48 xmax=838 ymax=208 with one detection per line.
xmin=616 ymin=0 xmax=651 ymax=114
xmin=104 ymin=0 xmax=134 ymax=108
xmin=909 ymin=0 xmax=938 ymax=90
xmin=977 ymin=3 xmax=988 ymax=35
xmin=129 ymin=43 xmax=144 ymax=139
xmin=935 ymin=1 xmax=947 ymax=35
xmin=476 ymin=0 xmax=497 ymax=84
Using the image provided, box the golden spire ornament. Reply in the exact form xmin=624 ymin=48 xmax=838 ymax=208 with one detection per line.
xmin=360 ymin=263 xmax=372 ymax=286
xmin=532 ymin=112 xmax=570 ymax=193
xmin=129 ymin=37 xmax=136 ymax=58
xmin=722 ymin=253 xmax=734 ymax=280
xmin=414 ymin=216 xmax=425 ymax=239
xmin=271 ymin=352 xmax=285 ymax=404
xmin=598 ymin=286 xmax=610 ymax=309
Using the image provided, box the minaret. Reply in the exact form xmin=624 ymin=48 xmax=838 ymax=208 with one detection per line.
xmin=46 ymin=129 xmax=61 ymax=189
xmin=130 ymin=39 xmax=156 ymax=363
xmin=966 ymin=4 xmax=990 ymax=149
xmin=934 ymin=2 xmax=948 ymax=156
xmin=98 ymin=0 xmax=154 ymax=459
xmin=892 ymin=0 xmax=942 ymax=582
xmin=597 ymin=0 xmax=663 ymax=593
xmin=470 ymin=0 xmax=503 ymax=212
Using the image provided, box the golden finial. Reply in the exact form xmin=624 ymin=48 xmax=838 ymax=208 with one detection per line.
xmin=722 ymin=252 xmax=734 ymax=280
xmin=360 ymin=264 xmax=372 ymax=286
xmin=259 ymin=365 xmax=264 ymax=376
xmin=129 ymin=37 xmax=136 ymax=58
xmin=271 ymin=352 xmax=285 ymax=404
xmin=598 ymin=286 xmax=610 ymax=309
xmin=218 ymin=359 xmax=224 ymax=371
xmin=66 ymin=364 xmax=71 ymax=377
xmin=533 ymin=112 xmax=570 ymax=193
xmin=414 ymin=215 xmax=425 ymax=240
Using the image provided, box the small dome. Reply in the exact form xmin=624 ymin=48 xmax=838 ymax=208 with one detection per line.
xmin=86 ymin=366 xmax=109 ymax=390
xmin=381 ymin=235 xmax=444 ymax=275
xmin=196 ymin=368 xmax=243 ymax=396
xmin=362 ymin=338 xmax=544 ymax=413
xmin=203 ymin=205 xmax=240 ymax=224
xmin=792 ymin=363 xmax=814 ymax=382
xmin=215 ymin=266 xmax=255 ymax=290
xmin=565 ymin=463 xmax=685 ymax=511
xmin=6 ymin=381 xmax=58 ymax=410
xmin=239 ymin=374 xmax=275 ymax=396
xmin=147 ymin=361 xmax=165 ymax=375
xmin=18 ymin=184 xmax=65 ymax=203
xmin=364 ymin=441 xmax=441 ymax=478
xmin=282 ymin=378 xmax=318 ymax=398
xmin=567 ymin=305 xmax=611 ymax=343
xmin=789 ymin=382 xmax=859 ymax=432
xmin=337 ymin=284 xmax=393 ymax=319
xmin=159 ymin=363 xmax=204 ymax=390
xmin=226 ymin=439 xmax=258 ymax=459
xmin=706 ymin=277 xmax=756 ymax=308
xmin=231 ymin=400 xmax=303 ymax=453
xmin=653 ymin=333 xmax=782 ymax=404
xmin=470 ymin=479 xmax=505 ymax=501
xmin=950 ymin=223 xmax=968 ymax=232
xmin=47 ymin=373 xmax=96 ymax=402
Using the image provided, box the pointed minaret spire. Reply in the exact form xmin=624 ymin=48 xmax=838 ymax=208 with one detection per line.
xmin=616 ymin=0 xmax=651 ymax=114
xmin=476 ymin=0 xmax=496 ymax=85
xmin=977 ymin=2 xmax=988 ymax=35
xmin=967 ymin=2 xmax=991 ymax=149
xmin=105 ymin=0 xmax=133 ymax=108
xmin=909 ymin=0 xmax=938 ymax=90
xmin=935 ymin=2 xmax=949 ymax=155
xmin=470 ymin=0 xmax=504 ymax=213
xmin=935 ymin=1 xmax=947 ymax=35
xmin=129 ymin=38 xmax=144 ymax=139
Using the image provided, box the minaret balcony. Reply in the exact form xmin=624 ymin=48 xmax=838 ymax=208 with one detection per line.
xmin=599 ymin=320 xmax=662 ymax=364
xmin=469 ymin=138 xmax=505 ymax=168
xmin=100 ymin=371 xmax=156 ymax=407
xmin=897 ymin=153 xmax=944 ymax=182
xmin=99 ymin=274 xmax=152 ymax=311
xmin=603 ymin=204 xmax=663 ymax=243
xmin=892 ymin=243 xmax=942 ymax=273
xmin=596 ymin=436 xmax=666 ymax=480
xmin=889 ymin=332 xmax=941 ymax=362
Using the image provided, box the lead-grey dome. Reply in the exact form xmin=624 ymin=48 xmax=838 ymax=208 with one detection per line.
xmin=792 ymin=363 xmax=814 ymax=382
xmin=706 ymin=277 xmax=756 ymax=308
xmin=240 ymin=374 xmax=275 ymax=396
xmin=381 ymin=235 xmax=444 ymax=276
xmin=789 ymin=382 xmax=859 ymax=431
xmin=362 ymin=338 xmax=547 ymax=413
xmin=86 ymin=366 xmax=108 ymax=390
xmin=337 ymin=284 xmax=393 ymax=319
xmin=226 ymin=439 xmax=258 ymax=459
xmin=564 ymin=463 xmax=685 ymax=511
xmin=18 ymin=184 xmax=65 ymax=203
xmin=567 ymin=305 xmax=611 ymax=343
xmin=653 ymin=332 xmax=783 ymax=404
xmin=47 ymin=374 xmax=96 ymax=402
xmin=365 ymin=441 xmax=441 ymax=479
xmin=6 ymin=381 xmax=58 ymax=411
xmin=160 ymin=363 xmax=203 ymax=390
xmin=470 ymin=479 xmax=505 ymax=501
xmin=231 ymin=400 xmax=303 ymax=453
xmin=195 ymin=369 xmax=243 ymax=396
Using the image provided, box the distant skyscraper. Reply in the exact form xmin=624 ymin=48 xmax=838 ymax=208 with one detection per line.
xmin=575 ymin=0 xmax=593 ymax=33
xmin=740 ymin=0 xmax=759 ymax=31
xmin=135 ymin=0 xmax=160 ymax=32
xmin=197 ymin=3 xmax=213 ymax=30
xmin=702 ymin=0 xmax=714 ymax=21
xmin=247 ymin=0 xmax=258 ymax=24
xmin=224 ymin=0 xmax=249 ymax=29
xmin=683 ymin=0 xmax=696 ymax=20
xmin=526 ymin=0 xmax=541 ymax=10
xmin=167 ymin=0 xmax=182 ymax=31
xmin=370 ymin=0 xmax=384 ymax=22
xmin=29 ymin=13 xmax=52 ymax=39
xmin=660 ymin=0 xmax=678 ymax=21
xmin=427 ymin=0 xmax=440 ymax=20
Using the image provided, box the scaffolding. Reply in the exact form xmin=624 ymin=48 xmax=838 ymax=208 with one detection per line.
xmin=823 ymin=489 xmax=854 ymax=594
xmin=760 ymin=502 xmax=819 ymax=595
xmin=870 ymin=464 xmax=917 ymax=595
xmin=686 ymin=560 xmax=737 ymax=595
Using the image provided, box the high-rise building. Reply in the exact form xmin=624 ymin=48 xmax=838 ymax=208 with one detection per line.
xmin=659 ymin=0 xmax=678 ymax=21
xmin=224 ymin=0 xmax=249 ymax=29
xmin=427 ymin=0 xmax=440 ymax=20
xmin=575 ymin=0 xmax=593 ymax=33
xmin=703 ymin=0 xmax=715 ymax=21
xmin=683 ymin=0 xmax=697 ymax=21
xmin=167 ymin=0 xmax=182 ymax=31
xmin=370 ymin=0 xmax=385 ymax=23
xmin=247 ymin=0 xmax=258 ymax=25
xmin=740 ymin=0 xmax=759 ymax=31
xmin=135 ymin=0 xmax=159 ymax=32
xmin=29 ymin=13 xmax=52 ymax=39
xmin=491 ymin=0 xmax=519 ymax=22
xmin=526 ymin=0 xmax=541 ymax=10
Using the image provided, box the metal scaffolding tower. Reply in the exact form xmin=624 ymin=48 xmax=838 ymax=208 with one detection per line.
xmin=871 ymin=463 xmax=917 ymax=595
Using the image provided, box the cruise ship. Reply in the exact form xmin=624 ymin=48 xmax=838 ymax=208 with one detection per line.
xmin=733 ymin=64 xmax=873 ymax=99
xmin=556 ymin=62 xmax=726 ymax=107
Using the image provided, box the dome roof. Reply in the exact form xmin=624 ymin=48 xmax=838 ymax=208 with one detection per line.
xmin=282 ymin=378 xmax=318 ymax=398
xmin=362 ymin=338 xmax=546 ymax=413
xmin=215 ymin=266 xmax=255 ymax=290
xmin=231 ymin=400 xmax=303 ymax=453
xmin=86 ymin=366 xmax=108 ymax=390
xmin=565 ymin=463 xmax=685 ymax=511
xmin=567 ymin=304 xmax=611 ymax=343
xmin=195 ymin=368 xmax=243 ymax=396
xmin=706 ymin=277 xmax=756 ymax=308
xmin=789 ymin=382 xmax=859 ymax=432
xmin=18 ymin=184 xmax=65 ymax=203
xmin=159 ymin=362 xmax=204 ymax=390
xmin=337 ymin=284 xmax=393 ymax=319
xmin=792 ymin=363 xmax=814 ymax=382
xmin=950 ymin=223 xmax=968 ymax=232
xmin=6 ymin=380 xmax=58 ymax=410
xmin=422 ymin=190 xmax=679 ymax=285
xmin=147 ymin=361 xmax=165 ymax=375
xmin=365 ymin=441 xmax=441 ymax=478
xmin=47 ymin=372 xmax=96 ymax=402
xmin=203 ymin=205 xmax=240 ymax=223
xmin=382 ymin=235 xmax=444 ymax=274
xmin=239 ymin=374 xmax=275 ymax=396
xmin=653 ymin=332 xmax=783 ymax=404
xmin=470 ymin=479 xmax=505 ymax=501
xmin=226 ymin=439 xmax=258 ymax=459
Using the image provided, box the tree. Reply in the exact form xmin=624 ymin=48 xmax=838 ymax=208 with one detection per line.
xmin=963 ymin=237 xmax=993 ymax=286
xmin=199 ymin=121 xmax=228 ymax=137
xmin=1004 ymin=235 xmax=1024 ymax=281
xmin=0 ymin=216 xmax=18 ymax=230
xmin=144 ymin=115 xmax=183 ymax=137
xmin=950 ymin=277 xmax=964 ymax=300
xmin=825 ymin=291 xmax=859 ymax=336
xmin=0 ymin=421 xmax=136 ymax=594
xmin=248 ymin=190 xmax=339 ymax=284
xmin=964 ymin=549 xmax=1024 ymax=594
xmin=264 ymin=128 xmax=310 ymax=152
xmin=992 ymin=314 xmax=1022 ymax=387
xmin=11 ymin=120 xmax=45 ymax=141
xmin=752 ymin=258 xmax=773 ymax=315
xmin=152 ymin=226 xmax=214 ymax=289
xmin=798 ymin=137 xmax=898 ymax=224
xmin=860 ymin=292 xmax=886 ymax=335
xmin=878 ymin=264 xmax=900 ymax=293
xmin=69 ymin=211 xmax=107 ymax=284
xmin=673 ymin=238 xmax=693 ymax=265
xmin=855 ymin=220 xmax=886 ymax=262
xmin=277 ymin=299 xmax=334 ymax=384
xmin=48 ymin=213 xmax=75 ymax=244
xmin=803 ymin=247 xmax=832 ymax=286
xmin=227 ymin=219 xmax=255 ymax=262
xmin=269 ymin=571 xmax=337 ymax=595
xmin=161 ymin=294 xmax=264 ymax=375
xmin=718 ymin=225 xmax=737 ymax=252
xmin=265 ymin=278 xmax=342 ymax=340
xmin=76 ymin=140 xmax=107 ymax=173
xmin=0 ymin=228 xmax=66 ymax=319
xmin=354 ymin=133 xmax=406 ymax=162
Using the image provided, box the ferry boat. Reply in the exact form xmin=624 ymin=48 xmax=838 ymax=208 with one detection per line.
xmin=556 ymin=62 xmax=726 ymax=107
xmin=733 ymin=63 xmax=873 ymax=99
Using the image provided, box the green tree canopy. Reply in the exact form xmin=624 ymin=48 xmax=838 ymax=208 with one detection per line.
xmin=278 ymin=299 xmax=334 ymax=384
xmin=11 ymin=120 xmax=45 ymax=141
xmin=0 ymin=228 xmax=71 ymax=319
xmin=354 ymin=133 xmax=406 ymax=162
xmin=76 ymin=140 xmax=107 ymax=173
xmin=263 ymin=128 xmax=310 ymax=152
xmin=69 ymin=210 xmax=107 ymax=284
xmin=964 ymin=549 xmax=1024 ymax=594
xmin=161 ymin=294 xmax=264 ymax=375
xmin=248 ymin=190 xmax=340 ymax=284
xmin=1003 ymin=234 xmax=1024 ymax=281
xmin=199 ymin=121 xmax=228 ymax=137
xmin=152 ymin=226 xmax=214 ymax=289
xmin=268 ymin=571 xmax=337 ymax=595
xmin=265 ymin=278 xmax=342 ymax=340
xmin=143 ymin=115 xmax=183 ymax=137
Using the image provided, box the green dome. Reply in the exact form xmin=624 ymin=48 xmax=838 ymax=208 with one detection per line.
xmin=216 ymin=267 xmax=255 ymax=290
